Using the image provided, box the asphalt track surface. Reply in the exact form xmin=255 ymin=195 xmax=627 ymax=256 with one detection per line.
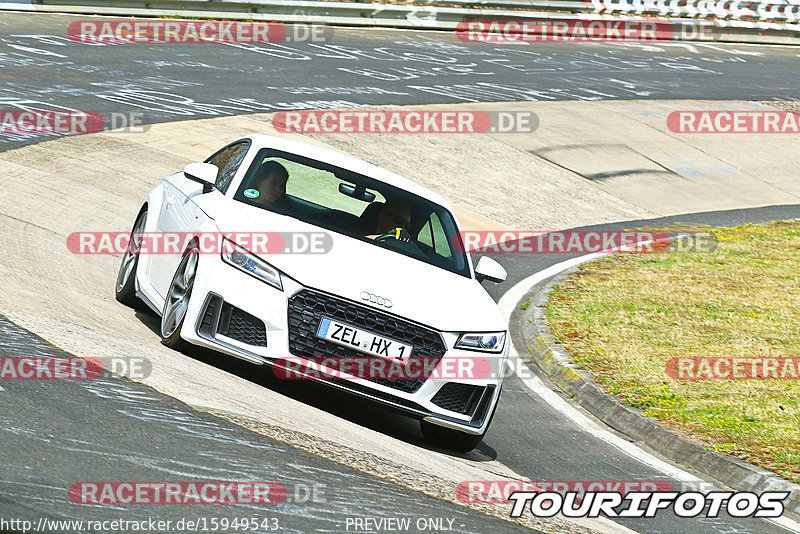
xmin=1 ymin=13 xmax=800 ymax=150
xmin=1 ymin=11 xmax=799 ymax=534
xmin=0 ymin=317 xmax=525 ymax=534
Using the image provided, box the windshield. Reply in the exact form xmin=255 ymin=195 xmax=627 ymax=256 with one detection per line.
xmin=232 ymin=148 xmax=471 ymax=278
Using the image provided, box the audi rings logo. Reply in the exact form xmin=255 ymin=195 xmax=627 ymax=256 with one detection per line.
xmin=360 ymin=291 xmax=392 ymax=308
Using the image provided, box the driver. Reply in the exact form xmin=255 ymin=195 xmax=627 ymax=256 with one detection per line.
xmin=367 ymin=200 xmax=412 ymax=241
xmin=253 ymin=161 xmax=289 ymax=206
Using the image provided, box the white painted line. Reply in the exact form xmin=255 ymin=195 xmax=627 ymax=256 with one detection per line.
xmin=498 ymin=251 xmax=800 ymax=533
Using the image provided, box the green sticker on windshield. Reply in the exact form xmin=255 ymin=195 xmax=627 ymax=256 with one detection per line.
xmin=243 ymin=188 xmax=259 ymax=199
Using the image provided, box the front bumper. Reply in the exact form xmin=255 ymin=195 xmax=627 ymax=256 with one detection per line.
xmin=179 ymin=255 xmax=508 ymax=435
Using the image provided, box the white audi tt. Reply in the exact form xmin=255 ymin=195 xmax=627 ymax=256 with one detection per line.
xmin=116 ymin=134 xmax=509 ymax=451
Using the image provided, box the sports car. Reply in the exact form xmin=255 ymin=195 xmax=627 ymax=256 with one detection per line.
xmin=115 ymin=134 xmax=509 ymax=451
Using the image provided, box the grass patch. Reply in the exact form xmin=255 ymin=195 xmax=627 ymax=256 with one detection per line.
xmin=547 ymin=221 xmax=800 ymax=483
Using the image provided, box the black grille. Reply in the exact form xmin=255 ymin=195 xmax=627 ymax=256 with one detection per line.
xmin=287 ymin=289 xmax=446 ymax=393
xmin=218 ymin=302 xmax=267 ymax=347
xmin=431 ymin=383 xmax=485 ymax=415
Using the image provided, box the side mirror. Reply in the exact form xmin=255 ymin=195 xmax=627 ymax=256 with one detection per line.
xmin=475 ymin=256 xmax=507 ymax=284
xmin=183 ymin=162 xmax=218 ymax=194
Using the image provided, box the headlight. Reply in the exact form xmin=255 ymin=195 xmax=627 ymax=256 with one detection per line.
xmin=221 ymin=238 xmax=283 ymax=291
xmin=455 ymin=332 xmax=506 ymax=353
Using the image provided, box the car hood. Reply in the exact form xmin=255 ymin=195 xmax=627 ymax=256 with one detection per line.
xmin=214 ymin=202 xmax=508 ymax=332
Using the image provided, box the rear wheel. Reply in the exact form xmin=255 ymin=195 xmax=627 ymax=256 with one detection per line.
xmin=115 ymin=209 xmax=147 ymax=308
xmin=160 ymin=244 xmax=199 ymax=351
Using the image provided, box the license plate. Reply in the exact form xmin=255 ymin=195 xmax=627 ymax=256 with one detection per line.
xmin=316 ymin=316 xmax=412 ymax=361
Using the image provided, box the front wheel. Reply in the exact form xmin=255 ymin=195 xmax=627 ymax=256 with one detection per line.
xmin=160 ymin=244 xmax=199 ymax=350
xmin=115 ymin=209 xmax=147 ymax=308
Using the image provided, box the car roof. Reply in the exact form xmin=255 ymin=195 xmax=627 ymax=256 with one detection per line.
xmin=243 ymin=134 xmax=452 ymax=209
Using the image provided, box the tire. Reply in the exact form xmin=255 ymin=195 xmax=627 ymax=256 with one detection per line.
xmin=420 ymin=401 xmax=497 ymax=453
xmin=115 ymin=209 xmax=147 ymax=308
xmin=160 ymin=244 xmax=199 ymax=351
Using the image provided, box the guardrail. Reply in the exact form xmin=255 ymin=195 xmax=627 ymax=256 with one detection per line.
xmin=409 ymin=0 xmax=800 ymax=24
xmin=592 ymin=0 xmax=800 ymax=23
xmin=5 ymin=0 xmax=800 ymax=44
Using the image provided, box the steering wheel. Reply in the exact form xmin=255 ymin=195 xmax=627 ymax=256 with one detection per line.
xmin=375 ymin=228 xmax=411 ymax=243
